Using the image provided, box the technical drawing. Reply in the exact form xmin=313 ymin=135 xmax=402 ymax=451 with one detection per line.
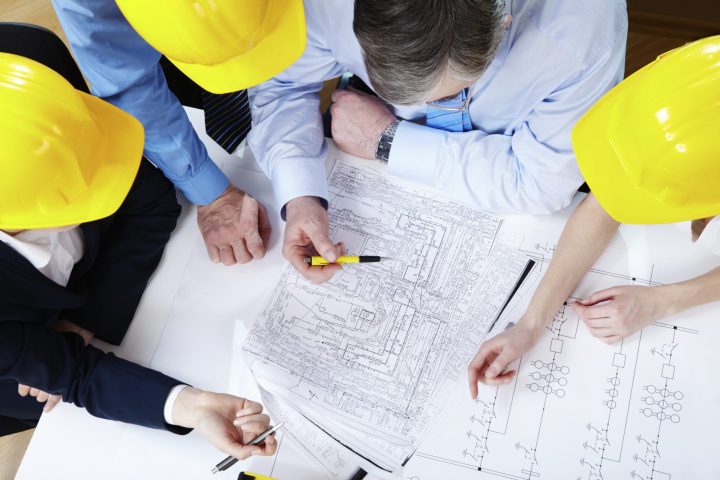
xmin=402 ymin=232 xmax=718 ymax=480
xmin=627 ymin=324 xmax=696 ymax=480
xmin=243 ymin=159 xmax=533 ymax=473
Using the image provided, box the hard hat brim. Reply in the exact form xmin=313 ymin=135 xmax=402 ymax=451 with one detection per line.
xmin=572 ymin=100 xmax=662 ymax=223
xmin=3 ymin=93 xmax=145 ymax=230
xmin=168 ymin=0 xmax=307 ymax=94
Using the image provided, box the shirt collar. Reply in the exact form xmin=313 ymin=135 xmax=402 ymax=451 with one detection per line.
xmin=0 ymin=229 xmax=54 ymax=270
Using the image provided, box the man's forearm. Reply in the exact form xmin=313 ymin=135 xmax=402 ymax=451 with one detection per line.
xmin=521 ymin=193 xmax=620 ymax=330
xmin=52 ymin=0 xmax=228 ymax=205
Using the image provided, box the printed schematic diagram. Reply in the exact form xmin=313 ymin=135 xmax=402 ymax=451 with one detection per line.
xmin=243 ymin=159 xmax=534 ymax=473
xmin=404 ymin=235 xmax=718 ymax=480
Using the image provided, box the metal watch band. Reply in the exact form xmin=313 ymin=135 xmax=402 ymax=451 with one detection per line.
xmin=375 ymin=120 xmax=400 ymax=163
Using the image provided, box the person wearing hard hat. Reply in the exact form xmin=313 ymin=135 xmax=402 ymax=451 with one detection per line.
xmin=467 ymin=36 xmax=720 ymax=397
xmin=0 ymin=52 xmax=277 ymax=459
xmin=51 ymin=0 xmax=346 ymax=278
xmin=245 ymin=0 xmax=628 ymax=284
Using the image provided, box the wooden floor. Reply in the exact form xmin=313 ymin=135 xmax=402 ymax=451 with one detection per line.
xmin=625 ymin=32 xmax=689 ymax=76
xmin=0 ymin=430 xmax=33 ymax=480
xmin=0 ymin=1 xmax=707 ymax=479
xmin=1 ymin=0 xmax=66 ymax=44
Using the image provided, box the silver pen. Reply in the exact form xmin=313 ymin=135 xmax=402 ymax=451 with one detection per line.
xmin=211 ymin=422 xmax=285 ymax=474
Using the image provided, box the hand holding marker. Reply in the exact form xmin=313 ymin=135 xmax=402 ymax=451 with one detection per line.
xmin=304 ymin=255 xmax=391 ymax=266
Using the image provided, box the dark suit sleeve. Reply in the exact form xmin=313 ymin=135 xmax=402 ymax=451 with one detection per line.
xmin=0 ymin=321 xmax=191 ymax=434
xmin=66 ymin=161 xmax=182 ymax=344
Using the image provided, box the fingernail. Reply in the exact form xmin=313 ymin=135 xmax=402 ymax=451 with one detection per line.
xmin=485 ymin=369 xmax=496 ymax=378
xmin=323 ymin=250 xmax=338 ymax=262
xmin=252 ymin=449 xmax=262 ymax=456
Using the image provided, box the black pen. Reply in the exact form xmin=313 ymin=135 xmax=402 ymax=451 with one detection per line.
xmin=211 ymin=423 xmax=285 ymax=474
xmin=349 ymin=468 xmax=368 ymax=480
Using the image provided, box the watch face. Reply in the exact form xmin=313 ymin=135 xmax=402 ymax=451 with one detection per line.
xmin=376 ymin=142 xmax=389 ymax=162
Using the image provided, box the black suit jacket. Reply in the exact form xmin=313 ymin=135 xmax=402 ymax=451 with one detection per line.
xmin=0 ymin=161 xmax=189 ymax=433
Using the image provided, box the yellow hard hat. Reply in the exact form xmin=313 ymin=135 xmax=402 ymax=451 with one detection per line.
xmin=0 ymin=53 xmax=144 ymax=230
xmin=115 ymin=0 xmax=306 ymax=94
xmin=573 ymin=35 xmax=720 ymax=224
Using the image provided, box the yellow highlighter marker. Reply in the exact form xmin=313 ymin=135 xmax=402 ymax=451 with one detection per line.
xmin=304 ymin=255 xmax=389 ymax=266
xmin=239 ymin=473 xmax=279 ymax=480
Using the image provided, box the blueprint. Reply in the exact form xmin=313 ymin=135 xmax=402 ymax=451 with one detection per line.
xmin=401 ymin=221 xmax=720 ymax=480
xmin=243 ymin=159 xmax=532 ymax=474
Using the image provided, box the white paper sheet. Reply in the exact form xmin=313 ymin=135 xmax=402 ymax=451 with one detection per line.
xmin=243 ymin=157 xmax=533 ymax=475
xmin=401 ymin=219 xmax=720 ymax=480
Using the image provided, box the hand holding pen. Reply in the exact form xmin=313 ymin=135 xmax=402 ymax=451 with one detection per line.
xmin=162 ymin=390 xmax=278 ymax=468
xmin=212 ymin=423 xmax=285 ymax=473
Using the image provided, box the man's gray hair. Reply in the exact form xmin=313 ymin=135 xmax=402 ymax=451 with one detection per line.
xmin=353 ymin=0 xmax=507 ymax=105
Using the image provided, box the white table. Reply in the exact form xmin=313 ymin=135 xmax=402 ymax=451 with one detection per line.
xmin=17 ymin=109 xmax=720 ymax=480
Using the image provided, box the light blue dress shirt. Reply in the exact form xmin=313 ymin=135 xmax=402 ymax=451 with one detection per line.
xmin=52 ymin=0 xmax=228 ymax=205
xmin=248 ymin=0 xmax=628 ymax=214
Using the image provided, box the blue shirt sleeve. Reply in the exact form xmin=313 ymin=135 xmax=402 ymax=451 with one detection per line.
xmin=52 ymin=0 xmax=228 ymax=205
xmin=247 ymin=0 xmax=344 ymax=211
xmin=388 ymin=3 xmax=628 ymax=214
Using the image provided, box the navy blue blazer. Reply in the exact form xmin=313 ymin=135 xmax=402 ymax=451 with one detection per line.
xmin=0 ymin=161 xmax=189 ymax=433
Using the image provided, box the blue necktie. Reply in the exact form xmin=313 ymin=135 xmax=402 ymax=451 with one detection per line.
xmin=202 ymin=89 xmax=252 ymax=153
xmin=426 ymin=89 xmax=472 ymax=132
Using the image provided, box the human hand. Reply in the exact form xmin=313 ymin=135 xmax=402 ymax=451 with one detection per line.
xmin=18 ymin=384 xmax=61 ymax=413
xmin=572 ymin=286 xmax=671 ymax=343
xmin=330 ymin=89 xmax=396 ymax=159
xmin=55 ymin=319 xmax=94 ymax=345
xmin=284 ymin=196 xmax=345 ymax=283
xmin=172 ymin=388 xmax=277 ymax=459
xmin=468 ymin=322 xmax=543 ymax=399
xmin=197 ymin=185 xmax=272 ymax=266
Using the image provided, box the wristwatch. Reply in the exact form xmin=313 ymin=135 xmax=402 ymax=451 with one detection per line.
xmin=375 ymin=120 xmax=400 ymax=163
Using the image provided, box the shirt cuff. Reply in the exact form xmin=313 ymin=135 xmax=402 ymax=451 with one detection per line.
xmin=387 ymin=121 xmax=445 ymax=185
xmin=271 ymin=157 xmax=329 ymax=220
xmin=172 ymin=158 xmax=230 ymax=206
xmin=163 ymin=384 xmax=190 ymax=425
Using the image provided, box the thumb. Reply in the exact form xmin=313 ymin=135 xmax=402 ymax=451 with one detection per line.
xmin=306 ymin=225 xmax=338 ymax=262
xmin=224 ymin=443 xmax=263 ymax=461
xmin=570 ymin=301 xmax=585 ymax=314
xmin=579 ymin=287 xmax=619 ymax=306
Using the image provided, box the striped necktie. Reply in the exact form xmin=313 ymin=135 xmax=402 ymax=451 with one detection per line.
xmin=426 ymin=89 xmax=473 ymax=132
xmin=201 ymin=89 xmax=252 ymax=153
